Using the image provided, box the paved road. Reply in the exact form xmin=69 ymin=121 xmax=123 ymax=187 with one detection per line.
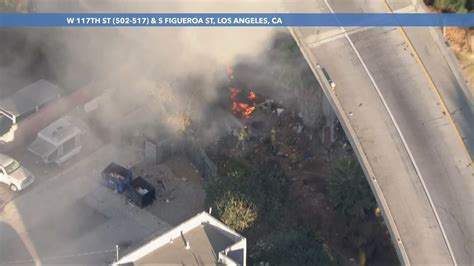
xmin=293 ymin=0 xmax=473 ymax=265
xmin=385 ymin=0 xmax=474 ymax=160
xmin=400 ymin=19 xmax=474 ymax=161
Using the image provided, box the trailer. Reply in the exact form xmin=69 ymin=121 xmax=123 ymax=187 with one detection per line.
xmin=0 ymin=81 xmax=97 ymax=153
xmin=28 ymin=118 xmax=83 ymax=166
xmin=102 ymin=162 xmax=132 ymax=193
xmin=126 ymin=176 xmax=156 ymax=208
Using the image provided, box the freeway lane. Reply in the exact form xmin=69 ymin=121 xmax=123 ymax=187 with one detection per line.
xmin=401 ymin=26 xmax=474 ymax=161
xmin=295 ymin=0 xmax=473 ymax=264
xmin=387 ymin=0 xmax=474 ymax=162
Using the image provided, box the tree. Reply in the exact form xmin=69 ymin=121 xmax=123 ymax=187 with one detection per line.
xmin=251 ymin=228 xmax=337 ymax=266
xmin=433 ymin=0 xmax=467 ymax=12
xmin=466 ymin=0 xmax=474 ymax=10
xmin=215 ymin=192 xmax=257 ymax=232
xmin=423 ymin=0 xmax=435 ymax=6
xmin=294 ymin=80 xmax=322 ymax=133
xmin=327 ymin=158 xmax=376 ymax=221
xmin=272 ymin=33 xmax=323 ymax=131
xmin=205 ymin=155 xmax=288 ymax=229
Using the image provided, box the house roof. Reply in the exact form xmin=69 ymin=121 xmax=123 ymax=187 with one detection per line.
xmin=135 ymin=223 xmax=235 ymax=265
xmin=0 ymin=79 xmax=60 ymax=118
xmin=115 ymin=212 xmax=246 ymax=266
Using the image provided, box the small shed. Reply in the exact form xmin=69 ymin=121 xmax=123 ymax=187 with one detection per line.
xmin=28 ymin=118 xmax=82 ymax=165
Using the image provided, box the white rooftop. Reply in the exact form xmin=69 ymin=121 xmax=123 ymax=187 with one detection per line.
xmin=115 ymin=212 xmax=246 ymax=266
xmin=38 ymin=118 xmax=81 ymax=146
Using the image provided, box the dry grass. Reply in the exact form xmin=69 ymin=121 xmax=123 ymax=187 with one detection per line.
xmin=444 ymin=27 xmax=474 ymax=89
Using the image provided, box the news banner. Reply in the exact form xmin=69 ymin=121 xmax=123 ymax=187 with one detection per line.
xmin=0 ymin=13 xmax=474 ymax=27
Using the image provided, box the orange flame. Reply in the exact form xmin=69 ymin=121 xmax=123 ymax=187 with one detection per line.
xmin=230 ymin=88 xmax=256 ymax=118
xmin=248 ymin=91 xmax=257 ymax=101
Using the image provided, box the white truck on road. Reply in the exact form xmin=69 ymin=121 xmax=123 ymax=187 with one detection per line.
xmin=0 ymin=153 xmax=34 ymax=191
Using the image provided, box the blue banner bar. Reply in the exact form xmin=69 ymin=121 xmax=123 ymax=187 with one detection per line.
xmin=1 ymin=13 xmax=474 ymax=27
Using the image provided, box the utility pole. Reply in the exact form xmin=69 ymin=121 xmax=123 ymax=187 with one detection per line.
xmin=115 ymin=245 xmax=120 ymax=262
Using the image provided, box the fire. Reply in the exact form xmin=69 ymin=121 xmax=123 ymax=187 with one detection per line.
xmin=230 ymin=88 xmax=256 ymax=118
xmin=227 ymin=66 xmax=257 ymax=118
xmin=234 ymin=102 xmax=256 ymax=118
xmin=248 ymin=91 xmax=256 ymax=101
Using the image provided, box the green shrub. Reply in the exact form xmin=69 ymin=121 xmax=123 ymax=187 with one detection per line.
xmin=467 ymin=0 xmax=474 ymax=10
xmin=215 ymin=192 xmax=257 ymax=232
xmin=433 ymin=0 xmax=467 ymax=12
xmin=251 ymin=228 xmax=337 ymax=266
xmin=206 ymin=155 xmax=288 ymax=229
xmin=327 ymin=158 xmax=376 ymax=221
xmin=424 ymin=0 xmax=435 ymax=5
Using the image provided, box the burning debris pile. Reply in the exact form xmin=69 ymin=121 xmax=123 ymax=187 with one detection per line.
xmin=226 ymin=66 xmax=284 ymax=121
xmin=215 ymin=63 xmax=354 ymax=169
xmin=229 ymin=88 xmax=256 ymax=118
xmin=221 ymin=66 xmax=308 ymax=161
xmin=227 ymin=66 xmax=257 ymax=119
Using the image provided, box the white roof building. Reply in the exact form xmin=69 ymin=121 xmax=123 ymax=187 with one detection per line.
xmin=114 ymin=212 xmax=246 ymax=266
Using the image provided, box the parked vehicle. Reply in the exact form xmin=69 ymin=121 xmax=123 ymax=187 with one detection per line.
xmin=102 ymin=162 xmax=132 ymax=193
xmin=126 ymin=176 xmax=156 ymax=208
xmin=28 ymin=118 xmax=83 ymax=166
xmin=0 ymin=80 xmax=97 ymax=154
xmin=321 ymin=66 xmax=336 ymax=89
xmin=0 ymin=153 xmax=34 ymax=191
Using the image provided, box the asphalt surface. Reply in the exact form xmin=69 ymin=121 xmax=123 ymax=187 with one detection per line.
xmin=294 ymin=0 xmax=473 ymax=264
xmin=401 ymin=26 xmax=474 ymax=159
